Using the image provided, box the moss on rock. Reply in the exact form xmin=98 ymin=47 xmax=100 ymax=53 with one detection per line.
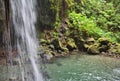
xmin=98 ymin=38 xmax=110 ymax=45
xmin=84 ymin=37 xmax=95 ymax=49
xmin=86 ymin=38 xmax=95 ymax=45
xmin=51 ymin=38 xmax=68 ymax=52
xmin=108 ymin=43 xmax=120 ymax=55
xmin=74 ymin=37 xmax=85 ymax=51
xmin=87 ymin=43 xmax=100 ymax=54
xmin=98 ymin=38 xmax=110 ymax=52
xmin=66 ymin=38 xmax=77 ymax=51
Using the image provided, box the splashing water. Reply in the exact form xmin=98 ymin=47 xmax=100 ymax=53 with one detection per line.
xmin=10 ymin=0 xmax=44 ymax=81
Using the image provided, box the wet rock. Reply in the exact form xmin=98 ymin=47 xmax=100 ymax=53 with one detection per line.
xmin=98 ymin=38 xmax=110 ymax=52
xmin=84 ymin=38 xmax=95 ymax=49
xmin=99 ymin=45 xmax=109 ymax=52
xmin=38 ymin=50 xmax=46 ymax=60
xmin=86 ymin=38 xmax=95 ymax=45
xmin=87 ymin=38 xmax=111 ymax=54
xmin=66 ymin=38 xmax=77 ymax=51
xmin=51 ymin=38 xmax=61 ymax=50
xmin=48 ymin=44 xmax=54 ymax=50
xmin=40 ymin=39 xmax=50 ymax=45
xmin=51 ymin=38 xmax=68 ymax=52
xmin=40 ymin=39 xmax=47 ymax=44
xmin=44 ymin=54 xmax=53 ymax=61
xmin=87 ymin=43 xmax=100 ymax=54
xmin=108 ymin=43 xmax=120 ymax=55
xmin=84 ymin=44 xmax=90 ymax=49
xmin=39 ymin=49 xmax=54 ymax=63
xmin=98 ymin=38 xmax=110 ymax=45
xmin=74 ymin=37 xmax=85 ymax=51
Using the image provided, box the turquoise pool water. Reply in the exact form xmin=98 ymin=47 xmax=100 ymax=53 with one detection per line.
xmin=0 ymin=54 xmax=120 ymax=81
xmin=45 ymin=54 xmax=120 ymax=81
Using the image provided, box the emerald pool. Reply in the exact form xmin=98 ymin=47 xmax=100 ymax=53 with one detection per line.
xmin=45 ymin=54 xmax=120 ymax=81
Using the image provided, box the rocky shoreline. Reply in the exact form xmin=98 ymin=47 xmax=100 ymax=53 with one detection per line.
xmin=39 ymin=31 xmax=120 ymax=62
xmin=0 ymin=36 xmax=120 ymax=65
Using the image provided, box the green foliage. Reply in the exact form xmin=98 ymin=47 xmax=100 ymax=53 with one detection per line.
xmin=65 ymin=0 xmax=74 ymax=8
xmin=74 ymin=0 xmax=120 ymax=32
xmin=39 ymin=0 xmax=120 ymax=43
xmin=53 ymin=31 xmax=58 ymax=39
xmin=49 ymin=0 xmax=62 ymax=28
xmin=66 ymin=0 xmax=120 ymax=43
xmin=68 ymin=12 xmax=104 ymax=38
xmin=68 ymin=11 xmax=119 ymax=43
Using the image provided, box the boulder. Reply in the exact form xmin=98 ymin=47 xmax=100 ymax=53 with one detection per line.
xmin=74 ymin=37 xmax=85 ymax=51
xmin=108 ymin=43 xmax=120 ymax=55
xmin=66 ymin=38 xmax=77 ymax=51
xmin=51 ymin=38 xmax=68 ymax=52
xmin=98 ymin=38 xmax=110 ymax=45
xmin=98 ymin=38 xmax=110 ymax=52
xmin=40 ymin=39 xmax=50 ymax=45
xmin=84 ymin=37 xmax=95 ymax=49
xmin=44 ymin=53 xmax=54 ymax=61
xmin=40 ymin=39 xmax=47 ymax=44
xmin=87 ymin=43 xmax=100 ymax=54
xmin=86 ymin=38 xmax=95 ymax=45
xmin=48 ymin=44 xmax=54 ymax=50
xmin=99 ymin=45 xmax=109 ymax=52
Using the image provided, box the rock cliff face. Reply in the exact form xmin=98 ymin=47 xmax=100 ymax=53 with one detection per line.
xmin=37 ymin=0 xmax=56 ymax=27
xmin=0 ymin=0 xmax=4 ymax=47
xmin=0 ymin=0 xmax=59 ymax=30
xmin=0 ymin=0 xmax=3 ymax=27
xmin=0 ymin=0 xmax=69 ymax=32
xmin=36 ymin=0 xmax=68 ymax=29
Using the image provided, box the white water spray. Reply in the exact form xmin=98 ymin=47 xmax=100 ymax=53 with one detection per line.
xmin=10 ymin=0 xmax=44 ymax=81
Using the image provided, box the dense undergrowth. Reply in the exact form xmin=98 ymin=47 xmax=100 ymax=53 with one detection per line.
xmin=37 ymin=0 xmax=120 ymax=58
xmin=68 ymin=11 xmax=119 ymax=42
xmin=67 ymin=0 xmax=120 ymax=43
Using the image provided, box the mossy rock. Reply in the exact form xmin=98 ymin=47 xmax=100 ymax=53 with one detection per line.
xmin=108 ymin=43 xmax=120 ymax=55
xmin=66 ymin=38 xmax=77 ymax=51
xmin=73 ymin=37 xmax=85 ymax=51
xmin=87 ymin=43 xmax=100 ymax=54
xmin=40 ymin=39 xmax=47 ymax=44
xmin=48 ymin=44 xmax=55 ymax=50
xmin=97 ymin=38 xmax=110 ymax=52
xmin=84 ymin=44 xmax=90 ymax=49
xmin=84 ymin=37 xmax=95 ymax=49
xmin=99 ymin=45 xmax=109 ymax=52
xmin=117 ymin=49 xmax=120 ymax=55
xmin=116 ymin=44 xmax=120 ymax=54
xmin=98 ymin=38 xmax=110 ymax=45
xmin=51 ymin=38 xmax=68 ymax=52
xmin=85 ymin=38 xmax=95 ymax=45
xmin=40 ymin=39 xmax=50 ymax=45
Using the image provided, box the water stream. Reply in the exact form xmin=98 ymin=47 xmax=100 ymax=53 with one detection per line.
xmin=10 ymin=0 xmax=44 ymax=81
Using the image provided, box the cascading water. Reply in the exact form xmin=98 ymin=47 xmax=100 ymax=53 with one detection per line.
xmin=10 ymin=0 xmax=44 ymax=81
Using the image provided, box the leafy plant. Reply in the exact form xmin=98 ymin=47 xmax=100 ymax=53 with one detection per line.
xmin=53 ymin=31 xmax=58 ymax=39
xmin=68 ymin=11 xmax=120 ymax=43
xmin=68 ymin=12 xmax=104 ymax=38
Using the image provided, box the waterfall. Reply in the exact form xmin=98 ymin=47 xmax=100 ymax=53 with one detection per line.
xmin=10 ymin=0 xmax=44 ymax=81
